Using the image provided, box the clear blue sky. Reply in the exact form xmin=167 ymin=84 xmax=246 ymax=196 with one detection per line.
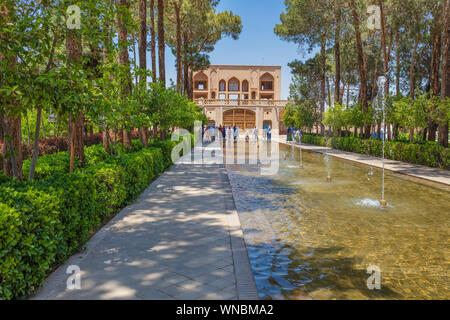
xmin=162 ymin=0 xmax=317 ymax=99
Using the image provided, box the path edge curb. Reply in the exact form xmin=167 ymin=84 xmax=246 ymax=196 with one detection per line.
xmin=220 ymin=165 xmax=259 ymax=300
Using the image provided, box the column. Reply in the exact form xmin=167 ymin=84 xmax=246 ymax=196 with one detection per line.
xmin=218 ymin=106 xmax=223 ymax=126
xmin=256 ymin=107 xmax=263 ymax=136
xmin=272 ymin=107 xmax=279 ymax=136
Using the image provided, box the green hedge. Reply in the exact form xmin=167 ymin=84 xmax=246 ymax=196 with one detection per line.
xmin=0 ymin=138 xmax=188 ymax=300
xmin=301 ymin=134 xmax=450 ymax=170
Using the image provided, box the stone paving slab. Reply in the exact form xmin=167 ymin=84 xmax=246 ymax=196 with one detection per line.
xmin=276 ymin=136 xmax=450 ymax=187
xmin=31 ymin=146 xmax=257 ymax=300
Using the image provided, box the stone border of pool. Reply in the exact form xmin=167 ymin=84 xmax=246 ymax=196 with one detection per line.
xmin=276 ymin=138 xmax=450 ymax=189
xmin=220 ymin=165 xmax=259 ymax=300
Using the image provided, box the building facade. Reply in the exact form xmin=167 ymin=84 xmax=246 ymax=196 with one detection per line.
xmin=193 ymin=65 xmax=287 ymax=134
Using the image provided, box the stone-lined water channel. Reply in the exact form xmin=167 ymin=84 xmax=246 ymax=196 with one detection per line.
xmin=224 ymin=141 xmax=449 ymax=300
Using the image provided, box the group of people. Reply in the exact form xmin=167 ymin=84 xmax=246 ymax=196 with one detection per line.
xmin=202 ymin=125 xmax=217 ymax=143
xmin=202 ymin=124 xmax=272 ymax=143
xmin=286 ymin=126 xmax=302 ymax=144
xmin=202 ymin=125 xmax=240 ymax=143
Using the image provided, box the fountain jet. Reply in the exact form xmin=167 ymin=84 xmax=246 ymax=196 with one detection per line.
xmin=376 ymin=75 xmax=388 ymax=207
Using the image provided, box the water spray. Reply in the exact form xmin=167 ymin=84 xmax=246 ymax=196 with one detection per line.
xmin=377 ymin=75 xmax=388 ymax=207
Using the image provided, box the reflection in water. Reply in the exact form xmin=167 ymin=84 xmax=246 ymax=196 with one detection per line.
xmin=225 ymin=141 xmax=450 ymax=300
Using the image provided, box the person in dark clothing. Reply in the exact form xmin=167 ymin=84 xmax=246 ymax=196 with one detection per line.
xmin=221 ymin=125 xmax=226 ymax=139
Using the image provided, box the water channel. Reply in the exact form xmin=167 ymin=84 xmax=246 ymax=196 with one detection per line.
xmin=223 ymin=140 xmax=449 ymax=299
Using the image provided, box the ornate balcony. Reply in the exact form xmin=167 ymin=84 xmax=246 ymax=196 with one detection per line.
xmin=195 ymin=99 xmax=289 ymax=107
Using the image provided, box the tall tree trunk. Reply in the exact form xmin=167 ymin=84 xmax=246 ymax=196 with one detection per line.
xmin=407 ymin=33 xmax=420 ymax=145
xmin=348 ymin=0 xmax=370 ymax=138
xmin=371 ymin=53 xmax=380 ymax=104
xmin=0 ymin=1 xmax=22 ymax=179
xmin=326 ymin=76 xmax=332 ymax=108
xmin=0 ymin=114 xmax=3 ymax=145
xmin=103 ymin=126 xmax=110 ymax=152
xmin=396 ymin=30 xmax=400 ymax=96
xmin=174 ymin=0 xmax=183 ymax=93
xmin=183 ymin=31 xmax=190 ymax=96
xmin=118 ymin=0 xmax=133 ymax=147
xmin=320 ymin=39 xmax=326 ymax=136
xmin=1 ymin=115 xmax=22 ymax=180
xmin=188 ymin=67 xmax=194 ymax=100
xmin=429 ymin=7 xmax=443 ymax=142
xmin=439 ymin=0 xmax=450 ymax=147
xmin=138 ymin=0 xmax=147 ymax=82
xmin=346 ymin=82 xmax=350 ymax=107
xmin=334 ymin=2 xmax=341 ymax=104
xmin=157 ymin=0 xmax=166 ymax=85
xmin=102 ymin=0 xmax=112 ymax=153
xmin=150 ymin=0 xmax=157 ymax=83
xmin=409 ymin=33 xmax=420 ymax=99
xmin=138 ymin=0 xmax=148 ymax=147
xmin=67 ymin=27 xmax=85 ymax=172
xmin=132 ymin=36 xmax=137 ymax=82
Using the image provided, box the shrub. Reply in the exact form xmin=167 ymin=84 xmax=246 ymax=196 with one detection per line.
xmin=0 ymin=186 xmax=62 ymax=300
xmin=22 ymin=144 xmax=109 ymax=181
xmin=86 ymin=163 xmax=127 ymax=220
xmin=301 ymin=134 xmax=450 ymax=169
xmin=84 ymin=144 xmax=109 ymax=167
xmin=22 ymin=152 xmax=74 ymax=180
xmin=35 ymin=171 xmax=99 ymax=257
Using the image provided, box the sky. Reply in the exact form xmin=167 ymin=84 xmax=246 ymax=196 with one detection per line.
xmin=161 ymin=0 xmax=318 ymax=100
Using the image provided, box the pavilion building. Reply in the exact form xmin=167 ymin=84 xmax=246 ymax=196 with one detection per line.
xmin=193 ymin=65 xmax=288 ymax=134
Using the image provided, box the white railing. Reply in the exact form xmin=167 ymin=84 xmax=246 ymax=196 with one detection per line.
xmin=195 ymin=99 xmax=289 ymax=107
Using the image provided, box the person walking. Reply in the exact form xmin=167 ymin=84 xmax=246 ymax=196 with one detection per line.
xmin=204 ymin=127 xmax=210 ymax=143
xmin=287 ymin=126 xmax=292 ymax=142
xmin=252 ymin=127 xmax=258 ymax=141
xmin=210 ymin=125 xmax=216 ymax=142
xmin=221 ymin=125 xmax=226 ymax=140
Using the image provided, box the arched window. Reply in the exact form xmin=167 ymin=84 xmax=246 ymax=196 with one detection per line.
xmin=251 ymin=91 xmax=256 ymax=100
xmin=228 ymin=78 xmax=240 ymax=91
xmin=194 ymin=72 xmax=208 ymax=90
xmin=219 ymin=80 xmax=226 ymax=92
xmin=242 ymin=80 xmax=249 ymax=92
xmin=260 ymin=73 xmax=274 ymax=91
xmin=211 ymin=91 xmax=216 ymax=99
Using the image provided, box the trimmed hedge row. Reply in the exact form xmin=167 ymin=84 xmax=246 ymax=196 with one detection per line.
xmin=300 ymin=134 xmax=450 ymax=170
xmin=0 ymin=137 xmax=186 ymax=300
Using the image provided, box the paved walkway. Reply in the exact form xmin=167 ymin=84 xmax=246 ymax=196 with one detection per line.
xmin=276 ymin=136 xmax=450 ymax=187
xmin=32 ymin=147 xmax=257 ymax=300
